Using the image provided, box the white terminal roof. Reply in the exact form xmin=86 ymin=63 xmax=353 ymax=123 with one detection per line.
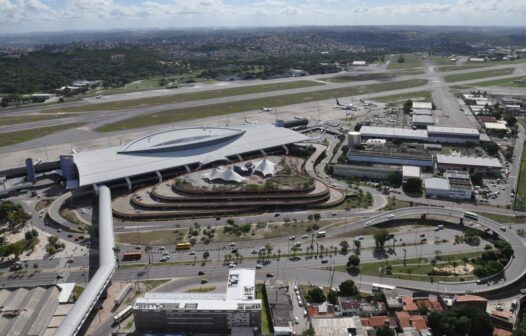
xmin=425 ymin=177 xmax=450 ymax=191
xmin=254 ymin=158 xmax=277 ymax=177
xmin=427 ymin=126 xmax=480 ymax=136
xmin=72 ymin=124 xmax=308 ymax=187
xmin=412 ymin=102 xmax=433 ymax=110
xmin=484 ymin=122 xmax=507 ymax=130
xmin=359 ymin=126 xmax=428 ymax=141
xmin=133 ymin=269 xmax=261 ymax=312
xmin=436 ymin=154 xmax=503 ymax=168
xmin=203 ymin=167 xmax=246 ymax=183
xmin=402 ymin=165 xmax=421 ymax=178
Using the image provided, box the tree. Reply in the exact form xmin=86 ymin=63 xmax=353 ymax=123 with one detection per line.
xmin=339 ymin=279 xmax=358 ymax=297
xmin=353 ymin=239 xmax=361 ymax=251
xmin=403 ymin=177 xmax=422 ymax=195
xmin=313 ymin=213 xmax=321 ymax=223
xmin=377 ymin=325 xmax=395 ymax=336
xmin=308 ymin=287 xmax=326 ymax=303
xmin=373 ymin=228 xmax=390 ymax=248
xmin=0 ymin=236 xmax=6 ymax=247
xmin=403 ymin=99 xmax=412 ymax=114
xmin=354 ymin=123 xmax=362 ymax=131
xmin=302 ymin=328 xmax=315 ymax=336
xmin=387 ymin=172 xmax=402 ymax=187
xmin=482 ymin=141 xmax=499 ymax=157
xmin=397 ymin=55 xmax=405 ymax=63
xmin=347 ymin=254 xmax=360 ymax=269
xmin=470 ymin=172 xmax=484 ymax=187
xmin=265 ymin=243 xmax=273 ymax=256
xmin=339 ymin=240 xmax=349 ymax=255
xmin=327 ymin=290 xmax=339 ymax=304
xmin=33 ymin=263 xmax=38 ymax=272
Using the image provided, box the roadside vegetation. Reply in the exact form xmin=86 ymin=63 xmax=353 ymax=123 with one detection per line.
xmin=97 ymin=79 xmax=428 ymax=131
xmin=387 ymin=54 xmax=423 ymax=70
xmin=256 ymin=284 xmax=272 ymax=334
xmin=515 ymin=142 xmax=526 ymax=211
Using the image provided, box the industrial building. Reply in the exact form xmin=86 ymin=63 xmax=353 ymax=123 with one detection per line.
xmin=412 ymin=102 xmax=433 ymax=110
xmin=435 ymin=154 xmax=502 ymax=175
xmin=133 ymin=269 xmax=262 ymax=335
xmin=331 ymin=163 xmax=401 ymax=180
xmin=424 ymin=170 xmax=473 ymax=200
xmin=0 ymin=286 xmax=59 ymax=336
xmin=412 ymin=115 xmax=434 ymax=127
xmin=347 ymin=144 xmax=433 ymax=168
xmin=402 ymin=166 xmax=421 ymax=182
xmin=60 ymin=124 xmax=308 ymax=189
xmin=359 ymin=126 xmax=481 ymax=144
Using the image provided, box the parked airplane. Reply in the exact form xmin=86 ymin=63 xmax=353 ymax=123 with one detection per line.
xmin=333 ymin=98 xmax=355 ymax=110
xmin=260 ymin=107 xmax=273 ymax=112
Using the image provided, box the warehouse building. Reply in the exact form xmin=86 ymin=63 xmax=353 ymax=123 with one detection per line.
xmin=435 ymin=155 xmax=502 ymax=175
xmin=347 ymin=146 xmax=433 ymax=168
xmin=133 ymin=269 xmax=261 ymax=335
xmin=359 ymin=126 xmax=480 ymax=144
xmin=331 ymin=163 xmax=401 ymax=180
xmin=412 ymin=102 xmax=433 ymax=110
xmin=412 ymin=115 xmax=434 ymax=127
xmin=402 ymin=165 xmax=421 ymax=182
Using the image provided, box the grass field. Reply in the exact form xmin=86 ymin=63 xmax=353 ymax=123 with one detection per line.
xmin=51 ymin=80 xmax=324 ymax=113
xmin=387 ymin=54 xmax=423 ymax=70
xmin=444 ymin=68 xmax=515 ymax=83
xmin=0 ymin=123 xmax=81 ymax=147
xmin=373 ymin=91 xmax=432 ymax=103
xmin=438 ymin=58 xmax=526 ymax=72
xmin=428 ymin=56 xmax=456 ymax=66
xmin=475 ymin=211 xmax=526 ymax=224
xmin=462 ymin=76 xmax=526 ymax=88
xmin=0 ymin=114 xmax=69 ymax=126
xmin=321 ymin=70 xmax=424 ymax=83
xmin=336 ymin=251 xmax=486 ymax=283
xmin=186 ymin=287 xmax=216 ymax=293
xmin=256 ymin=284 xmax=272 ymax=334
xmin=97 ymin=79 xmax=428 ymax=132
xmin=515 ymin=142 xmax=526 ymax=211
xmin=116 ymin=228 xmax=188 ymax=246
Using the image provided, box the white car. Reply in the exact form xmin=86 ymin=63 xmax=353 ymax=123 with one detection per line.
xmin=289 ymin=236 xmax=296 ymax=241
xmin=357 ymin=236 xmax=364 ymax=240
xmin=301 ymin=234 xmax=309 ymax=239
xmin=228 ymin=242 xmax=236 ymax=247
xmin=256 ymin=264 xmax=263 ymax=269
xmin=189 ymin=251 xmax=196 ymax=255
xmin=520 ymin=289 xmax=526 ymax=295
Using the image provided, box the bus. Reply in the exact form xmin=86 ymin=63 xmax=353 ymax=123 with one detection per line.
xmin=122 ymin=251 xmax=142 ymax=261
xmin=464 ymin=211 xmax=478 ymax=221
xmin=316 ymin=231 xmax=326 ymax=238
xmin=176 ymin=242 xmax=192 ymax=250
xmin=371 ymin=283 xmax=396 ymax=292
xmin=113 ymin=305 xmax=133 ymax=325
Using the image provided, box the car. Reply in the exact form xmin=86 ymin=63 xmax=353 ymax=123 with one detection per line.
xmin=228 ymin=242 xmax=236 ymax=247
xmin=294 ymin=242 xmax=302 ymax=247
xmin=332 ymin=212 xmax=338 ymax=216
xmin=57 ymin=228 xmax=62 ymax=232
xmin=231 ymin=249 xmax=238 ymax=254
xmin=419 ymin=233 xmax=426 ymax=238
xmin=159 ymin=246 xmax=165 ymax=250
xmin=387 ymin=214 xmax=395 ymax=219
xmin=189 ymin=251 xmax=196 ymax=255
xmin=294 ymin=285 xmax=298 ymax=291
xmin=321 ymin=259 xmax=328 ymax=264
xmin=135 ymin=246 xmax=141 ymax=250
xmin=56 ymin=273 xmax=64 ymax=279
xmin=256 ymin=264 xmax=263 ymax=269
xmin=274 ymin=213 xmax=280 ymax=217
xmin=216 ymin=217 xmax=221 ymax=220
xmin=476 ymin=279 xmax=483 ymax=284
xmin=357 ymin=236 xmax=364 ymax=240
xmin=201 ymin=278 xmax=208 ymax=284
xmin=229 ymin=262 xmax=237 ymax=268
xmin=500 ymin=227 xmax=507 ymax=232
xmin=289 ymin=236 xmax=296 ymax=241
xmin=67 ymin=234 xmax=73 ymax=238
xmin=266 ymin=273 xmax=274 ymax=278
xmin=294 ymin=316 xmax=299 ymax=324
xmin=520 ymin=289 xmax=526 ymax=295
xmin=162 ymin=252 xmax=169 ymax=256
xmin=67 ymin=258 xmax=74 ymax=263
xmin=160 ymin=257 xmax=167 ymax=262
xmin=366 ymin=220 xmax=372 ymax=226
xmin=252 ymin=249 xmax=258 ymax=254
xmin=496 ymin=304 xmax=504 ymax=311
xmin=421 ymin=238 xmax=427 ymax=242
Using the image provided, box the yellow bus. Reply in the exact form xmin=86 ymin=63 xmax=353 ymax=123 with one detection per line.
xmin=176 ymin=242 xmax=192 ymax=250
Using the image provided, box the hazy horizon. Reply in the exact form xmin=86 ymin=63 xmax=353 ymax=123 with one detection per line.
xmin=1 ymin=0 xmax=526 ymax=34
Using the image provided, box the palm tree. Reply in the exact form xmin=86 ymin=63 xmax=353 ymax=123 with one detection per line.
xmin=145 ymin=245 xmax=152 ymax=264
xmin=33 ymin=263 xmax=38 ymax=273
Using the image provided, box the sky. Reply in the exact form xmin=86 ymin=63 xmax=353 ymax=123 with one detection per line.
xmin=1 ymin=0 xmax=525 ymax=34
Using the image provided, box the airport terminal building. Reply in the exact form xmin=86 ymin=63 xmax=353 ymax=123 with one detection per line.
xmin=133 ymin=269 xmax=262 ymax=335
xmin=59 ymin=124 xmax=308 ymax=190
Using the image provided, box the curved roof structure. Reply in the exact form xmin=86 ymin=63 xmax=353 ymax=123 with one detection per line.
xmin=118 ymin=127 xmax=245 ymax=153
xmin=71 ymin=123 xmax=308 ymax=187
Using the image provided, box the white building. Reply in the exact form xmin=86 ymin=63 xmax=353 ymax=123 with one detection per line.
xmin=412 ymin=102 xmax=433 ymax=110
xmin=133 ymin=269 xmax=261 ymax=334
xmin=402 ymin=166 xmax=421 ymax=182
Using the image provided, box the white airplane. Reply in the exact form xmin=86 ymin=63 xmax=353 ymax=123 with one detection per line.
xmin=244 ymin=116 xmax=258 ymax=124
xmin=333 ymin=98 xmax=355 ymax=110
xmin=260 ymin=107 xmax=273 ymax=112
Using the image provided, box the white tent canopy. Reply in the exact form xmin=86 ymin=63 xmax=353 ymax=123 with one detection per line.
xmin=253 ymin=159 xmax=276 ymax=177
xmin=203 ymin=167 xmax=246 ymax=183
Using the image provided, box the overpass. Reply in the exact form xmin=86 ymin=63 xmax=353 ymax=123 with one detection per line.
xmin=55 ymin=186 xmax=116 ymax=336
xmin=354 ymin=206 xmax=526 ymax=295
